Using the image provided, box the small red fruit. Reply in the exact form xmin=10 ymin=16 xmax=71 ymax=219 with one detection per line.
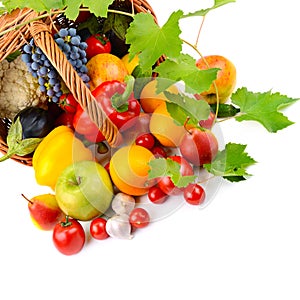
xmin=90 ymin=217 xmax=109 ymax=240
xmin=148 ymin=186 xmax=168 ymax=204
xmin=129 ymin=208 xmax=150 ymax=229
xmin=184 ymin=183 xmax=206 ymax=205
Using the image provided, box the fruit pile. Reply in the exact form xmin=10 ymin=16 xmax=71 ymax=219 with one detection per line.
xmin=0 ymin=1 xmax=297 ymax=255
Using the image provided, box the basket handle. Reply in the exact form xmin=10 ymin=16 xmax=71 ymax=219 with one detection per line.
xmin=29 ymin=21 xmax=120 ymax=146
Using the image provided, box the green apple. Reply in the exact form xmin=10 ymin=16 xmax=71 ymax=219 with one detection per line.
xmin=195 ymin=55 xmax=236 ymax=104
xmin=55 ymin=160 xmax=113 ymax=221
xmin=22 ymin=193 xmax=64 ymax=231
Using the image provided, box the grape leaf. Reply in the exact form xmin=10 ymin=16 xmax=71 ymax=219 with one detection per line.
xmin=126 ymin=10 xmax=183 ymax=72
xmin=232 ymin=87 xmax=298 ymax=132
xmin=154 ymin=53 xmax=219 ymax=94
xmin=148 ymin=158 xmax=197 ymax=188
xmin=164 ymin=91 xmax=211 ymax=127
xmin=3 ymin=0 xmax=64 ymax=12
xmin=183 ymin=0 xmax=236 ymax=18
xmin=204 ymin=143 xmax=256 ymax=182
xmin=2 ymin=0 xmax=114 ymax=19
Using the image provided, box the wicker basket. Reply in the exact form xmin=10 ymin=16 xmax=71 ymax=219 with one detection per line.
xmin=0 ymin=0 xmax=158 ymax=166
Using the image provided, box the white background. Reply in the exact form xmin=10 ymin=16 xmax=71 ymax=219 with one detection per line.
xmin=1 ymin=0 xmax=300 ymax=299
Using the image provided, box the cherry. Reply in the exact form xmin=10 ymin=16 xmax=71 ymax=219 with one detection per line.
xmin=183 ymin=183 xmax=206 ymax=205
xmin=135 ymin=133 xmax=155 ymax=150
xmin=148 ymin=186 xmax=168 ymax=204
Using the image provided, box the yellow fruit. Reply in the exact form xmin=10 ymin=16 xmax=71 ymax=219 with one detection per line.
xmin=195 ymin=55 xmax=236 ymax=104
xmin=139 ymin=79 xmax=179 ymax=113
xmin=121 ymin=53 xmax=139 ymax=74
xmin=150 ymin=102 xmax=186 ymax=147
xmin=87 ymin=53 xmax=128 ymax=90
xmin=109 ymin=145 xmax=155 ymax=196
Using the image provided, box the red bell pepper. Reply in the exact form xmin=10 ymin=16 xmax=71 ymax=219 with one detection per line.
xmin=72 ymin=76 xmax=140 ymax=142
xmin=73 ymin=105 xmax=105 ymax=143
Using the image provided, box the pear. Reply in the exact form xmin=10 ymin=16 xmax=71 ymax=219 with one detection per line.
xmin=22 ymin=194 xmax=65 ymax=231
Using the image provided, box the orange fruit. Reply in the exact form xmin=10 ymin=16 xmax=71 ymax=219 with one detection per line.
xmin=109 ymin=144 xmax=155 ymax=196
xmin=87 ymin=53 xmax=128 ymax=91
xmin=149 ymin=102 xmax=186 ymax=147
xmin=139 ymin=79 xmax=179 ymax=113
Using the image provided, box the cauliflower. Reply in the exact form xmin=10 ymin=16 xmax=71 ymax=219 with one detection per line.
xmin=0 ymin=55 xmax=48 ymax=120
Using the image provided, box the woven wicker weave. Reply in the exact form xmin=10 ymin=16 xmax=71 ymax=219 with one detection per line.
xmin=0 ymin=0 xmax=157 ymax=166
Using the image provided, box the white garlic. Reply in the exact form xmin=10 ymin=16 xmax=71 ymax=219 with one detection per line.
xmin=105 ymin=214 xmax=133 ymax=240
xmin=111 ymin=192 xmax=135 ymax=215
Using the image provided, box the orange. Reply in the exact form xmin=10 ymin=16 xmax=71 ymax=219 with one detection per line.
xmin=109 ymin=144 xmax=155 ymax=196
xmin=149 ymin=102 xmax=186 ymax=147
xmin=139 ymin=79 xmax=179 ymax=113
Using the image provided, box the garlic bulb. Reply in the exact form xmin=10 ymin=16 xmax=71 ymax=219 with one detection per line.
xmin=111 ymin=192 xmax=135 ymax=215
xmin=106 ymin=214 xmax=133 ymax=239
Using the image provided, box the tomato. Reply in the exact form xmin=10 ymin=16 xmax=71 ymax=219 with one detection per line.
xmin=54 ymin=111 xmax=75 ymax=129
xmin=135 ymin=133 xmax=155 ymax=150
xmin=157 ymin=155 xmax=194 ymax=196
xmin=151 ymin=145 xmax=167 ymax=158
xmin=129 ymin=208 xmax=150 ymax=229
xmin=90 ymin=217 xmax=109 ymax=240
xmin=148 ymin=186 xmax=168 ymax=204
xmin=52 ymin=217 xmax=85 ymax=255
xmin=86 ymin=33 xmax=111 ymax=60
xmin=58 ymin=93 xmax=78 ymax=114
xmin=184 ymin=183 xmax=206 ymax=205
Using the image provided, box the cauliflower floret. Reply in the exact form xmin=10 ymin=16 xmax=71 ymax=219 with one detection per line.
xmin=0 ymin=55 xmax=48 ymax=120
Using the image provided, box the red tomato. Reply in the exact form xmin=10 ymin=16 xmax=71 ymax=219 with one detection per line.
xmin=52 ymin=217 xmax=85 ymax=256
xmin=86 ymin=33 xmax=111 ymax=60
xmin=129 ymin=208 xmax=150 ymax=229
xmin=147 ymin=186 xmax=168 ymax=204
xmin=54 ymin=111 xmax=74 ymax=129
xmin=184 ymin=183 xmax=206 ymax=205
xmin=135 ymin=133 xmax=155 ymax=150
xmin=157 ymin=155 xmax=194 ymax=196
xmin=90 ymin=217 xmax=109 ymax=240
xmin=58 ymin=93 xmax=78 ymax=114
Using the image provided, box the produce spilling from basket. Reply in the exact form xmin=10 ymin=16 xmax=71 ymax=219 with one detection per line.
xmin=0 ymin=0 xmax=298 ymax=255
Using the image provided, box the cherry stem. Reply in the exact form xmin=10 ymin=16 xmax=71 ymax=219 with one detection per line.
xmin=21 ymin=193 xmax=33 ymax=205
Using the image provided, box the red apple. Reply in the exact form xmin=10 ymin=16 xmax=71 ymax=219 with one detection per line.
xmin=22 ymin=194 xmax=65 ymax=231
xmin=195 ymin=55 xmax=236 ymax=104
xmin=179 ymin=128 xmax=219 ymax=166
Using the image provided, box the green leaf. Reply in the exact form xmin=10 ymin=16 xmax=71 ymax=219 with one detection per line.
xmin=0 ymin=118 xmax=42 ymax=162
xmin=64 ymin=0 xmax=82 ymax=20
xmin=204 ymin=143 xmax=256 ymax=182
xmin=232 ymin=87 xmax=298 ymax=132
xmin=103 ymin=12 xmax=133 ymax=40
xmin=83 ymin=0 xmax=115 ymax=18
xmin=183 ymin=0 xmax=236 ymax=18
xmin=126 ymin=10 xmax=183 ymax=72
xmin=148 ymin=158 xmax=197 ymax=188
xmin=3 ymin=0 xmax=64 ymax=12
xmin=154 ymin=54 xmax=219 ymax=94
xmin=164 ymin=91 xmax=211 ymax=127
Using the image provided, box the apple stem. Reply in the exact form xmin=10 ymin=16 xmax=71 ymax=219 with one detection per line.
xmin=21 ymin=193 xmax=33 ymax=205
xmin=183 ymin=117 xmax=192 ymax=135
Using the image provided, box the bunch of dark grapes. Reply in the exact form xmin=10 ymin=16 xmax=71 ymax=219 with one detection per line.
xmin=22 ymin=39 xmax=62 ymax=102
xmin=54 ymin=28 xmax=90 ymax=85
xmin=21 ymin=27 xmax=90 ymax=103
